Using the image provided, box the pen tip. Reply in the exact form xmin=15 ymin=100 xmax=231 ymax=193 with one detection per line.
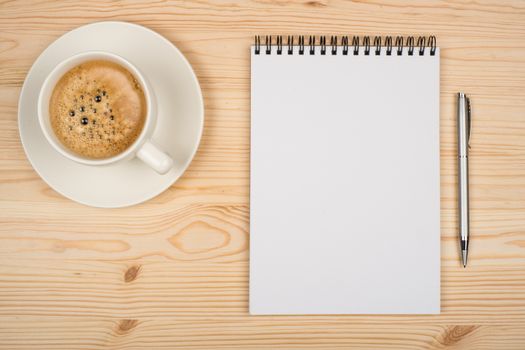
xmin=462 ymin=250 xmax=468 ymax=268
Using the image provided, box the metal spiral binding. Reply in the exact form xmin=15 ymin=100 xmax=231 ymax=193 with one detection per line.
xmin=395 ymin=36 xmax=403 ymax=55
xmin=417 ymin=36 xmax=426 ymax=55
xmin=309 ymin=36 xmax=315 ymax=55
xmin=363 ymin=36 xmax=370 ymax=55
xmin=406 ymin=36 xmax=415 ymax=56
xmin=320 ymin=36 xmax=326 ymax=55
xmin=385 ymin=36 xmax=393 ymax=56
xmin=254 ymin=35 xmax=260 ymax=54
xmin=298 ymin=36 xmax=305 ymax=55
xmin=254 ymin=35 xmax=437 ymax=56
xmin=341 ymin=36 xmax=349 ymax=55
xmin=374 ymin=36 xmax=382 ymax=55
xmin=428 ymin=35 xmax=437 ymax=55
xmin=352 ymin=36 xmax=359 ymax=55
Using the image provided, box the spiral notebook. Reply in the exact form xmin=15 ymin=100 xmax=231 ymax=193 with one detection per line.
xmin=250 ymin=35 xmax=441 ymax=315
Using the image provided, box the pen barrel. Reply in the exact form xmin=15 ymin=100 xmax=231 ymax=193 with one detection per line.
xmin=458 ymin=156 xmax=469 ymax=241
xmin=457 ymin=93 xmax=470 ymax=243
xmin=457 ymin=93 xmax=470 ymax=155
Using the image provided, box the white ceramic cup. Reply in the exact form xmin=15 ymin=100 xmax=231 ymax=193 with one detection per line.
xmin=38 ymin=51 xmax=173 ymax=174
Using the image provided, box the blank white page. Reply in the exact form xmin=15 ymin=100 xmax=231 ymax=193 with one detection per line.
xmin=250 ymin=44 xmax=440 ymax=314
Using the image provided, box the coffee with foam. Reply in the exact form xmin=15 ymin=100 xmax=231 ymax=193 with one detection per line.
xmin=49 ymin=60 xmax=146 ymax=159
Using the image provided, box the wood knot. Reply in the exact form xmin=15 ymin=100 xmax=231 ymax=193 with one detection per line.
xmin=124 ymin=265 xmax=141 ymax=283
xmin=117 ymin=319 xmax=139 ymax=334
xmin=440 ymin=325 xmax=478 ymax=346
xmin=169 ymin=221 xmax=230 ymax=254
xmin=306 ymin=0 xmax=327 ymax=7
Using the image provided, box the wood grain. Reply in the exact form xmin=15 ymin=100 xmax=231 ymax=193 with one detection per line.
xmin=1 ymin=0 xmax=525 ymax=348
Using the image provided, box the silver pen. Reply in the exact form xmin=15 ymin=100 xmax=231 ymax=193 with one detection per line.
xmin=457 ymin=93 xmax=471 ymax=267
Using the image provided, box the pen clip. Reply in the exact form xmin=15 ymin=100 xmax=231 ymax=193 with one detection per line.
xmin=466 ymin=97 xmax=472 ymax=148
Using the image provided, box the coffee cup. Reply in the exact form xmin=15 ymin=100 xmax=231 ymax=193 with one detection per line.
xmin=38 ymin=51 xmax=173 ymax=174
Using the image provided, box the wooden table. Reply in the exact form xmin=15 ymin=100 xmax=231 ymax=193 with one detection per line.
xmin=1 ymin=1 xmax=525 ymax=349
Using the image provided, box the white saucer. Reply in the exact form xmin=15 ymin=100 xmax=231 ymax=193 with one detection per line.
xmin=18 ymin=22 xmax=204 ymax=208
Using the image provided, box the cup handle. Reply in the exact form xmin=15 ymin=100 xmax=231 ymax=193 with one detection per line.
xmin=136 ymin=141 xmax=173 ymax=175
